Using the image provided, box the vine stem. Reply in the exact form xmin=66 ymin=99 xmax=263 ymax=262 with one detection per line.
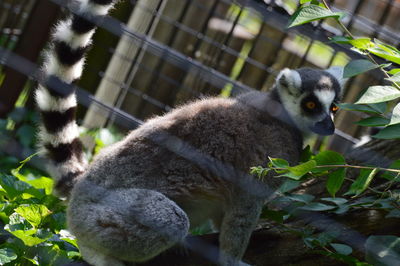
xmin=315 ymin=164 xmax=399 ymax=173
xmin=321 ymin=0 xmax=400 ymax=91
xmin=272 ymin=164 xmax=400 ymax=173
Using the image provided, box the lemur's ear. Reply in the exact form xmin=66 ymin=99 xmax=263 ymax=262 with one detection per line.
xmin=276 ymin=68 xmax=302 ymax=95
xmin=326 ymin=66 xmax=348 ymax=91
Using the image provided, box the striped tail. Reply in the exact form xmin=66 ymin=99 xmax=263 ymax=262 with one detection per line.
xmin=35 ymin=0 xmax=116 ymax=197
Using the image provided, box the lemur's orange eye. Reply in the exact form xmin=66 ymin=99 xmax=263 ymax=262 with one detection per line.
xmin=331 ymin=105 xmax=339 ymax=112
xmin=306 ymin=101 xmax=316 ymax=109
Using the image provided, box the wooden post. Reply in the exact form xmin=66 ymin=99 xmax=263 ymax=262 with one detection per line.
xmin=0 ymin=0 xmax=60 ymax=118
xmin=82 ymin=0 xmax=163 ymax=128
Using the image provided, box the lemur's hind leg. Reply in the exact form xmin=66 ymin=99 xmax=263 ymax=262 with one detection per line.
xmin=67 ymin=180 xmax=190 ymax=265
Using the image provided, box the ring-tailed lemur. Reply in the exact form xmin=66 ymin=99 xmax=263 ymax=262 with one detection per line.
xmin=35 ymin=1 xmax=345 ymax=265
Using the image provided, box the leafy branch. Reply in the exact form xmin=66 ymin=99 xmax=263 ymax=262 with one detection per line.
xmin=319 ymin=0 xmax=400 ymax=89
xmin=287 ymin=0 xmax=400 ymax=139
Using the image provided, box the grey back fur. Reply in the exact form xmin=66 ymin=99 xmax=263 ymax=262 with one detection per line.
xmin=68 ymin=94 xmax=304 ymax=266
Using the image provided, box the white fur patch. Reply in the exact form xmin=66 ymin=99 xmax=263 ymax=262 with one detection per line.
xmin=277 ymin=68 xmax=302 ymax=94
xmin=53 ymin=20 xmax=94 ymax=50
xmin=81 ymin=0 xmax=115 ymax=16
xmin=44 ymin=51 xmax=84 ymax=82
xmin=35 ymin=85 xmax=77 ymax=112
xmin=47 ymin=157 xmax=87 ymax=182
xmin=291 ymin=70 xmax=302 ymax=89
xmin=314 ymin=89 xmax=335 ymax=112
xmin=318 ymin=75 xmax=333 ymax=88
xmin=39 ymin=122 xmax=79 ymax=146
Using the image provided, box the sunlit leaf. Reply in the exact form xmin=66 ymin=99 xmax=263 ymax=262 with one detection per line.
xmin=355 ymin=86 xmax=400 ymax=104
xmin=368 ymin=40 xmax=400 ymax=64
xmin=346 ymin=168 xmax=379 ymax=196
xmin=0 ymin=248 xmax=18 ymax=265
xmin=386 ymin=73 xmax=400 ymax=83
xmin=283 ymin=160 xmax=316 ymax=180
xmin=9 ymin=230 xmax=49 ymax=246
xmin=269 ymin=157 xmax=289 ymax=169
xmin=388 ymin=68 xmax=400 ymax=75
xmin=348 ymin=38 xmax=373 ymax=50
xmin=15 ymin=204 xmax=51 ymax=228
xmin=389 ymin=103 xmax=400 ymax=125
xmin=287 ymin=5 xmax=345 ymax=28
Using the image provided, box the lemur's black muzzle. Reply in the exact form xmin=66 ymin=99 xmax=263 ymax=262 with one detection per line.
xmin=310 ymin=115 xmax=335 ymax=136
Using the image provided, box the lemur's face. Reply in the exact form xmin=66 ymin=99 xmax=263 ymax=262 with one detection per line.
xmin=276 ymin=67 xmax=345 ymax=136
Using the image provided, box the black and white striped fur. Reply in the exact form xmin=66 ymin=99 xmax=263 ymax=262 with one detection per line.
xmin=35 ymin=0 xmax=117 ymax=196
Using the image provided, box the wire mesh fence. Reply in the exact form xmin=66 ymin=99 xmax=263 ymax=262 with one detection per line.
xmin=2 ymin=0 xmax=400 ymax=151
xmin=1 ymin=0 xmax=400 ymax=265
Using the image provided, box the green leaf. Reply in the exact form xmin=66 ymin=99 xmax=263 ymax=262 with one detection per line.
xmin=343 ymin=59 xmax=381 ymax=78
xmin=348 ymin=38 xmax=373 ymax=50
xmin=0 ymin=173 xmax=31 ymax=199
xmin=389 ymin=103 xmax=400 ymax=125
xmin=368 ymin=42 xmax=400 ymax=65
xmin=381 ymin=160 xmax=400 ymax=180
xmin=386 ymin=72 xmax=400 ymax=83
xmin=386 ymin=209 xmax=400 ymax=218
xmin=337 ymin=103 xmax=383 ymax=114
xmin=278 ymin=178 xmax=301 ymax=193
xmin=260 ymin=208 xmax=287 ymax=223
xmin=286 ymin=193 xmax=315 ymax=203
xmin=313 ymin=150 xmax=345 ymax=173
xmin=0 ymin=248 xmax=18 ymax=265
xmin=300 ymin=202 xmax=336 ymax=211
xmin=367 ymin=102 xmax=387 ymax=114
xmin=284 ymin=160 xmax=317 ymax=180
xmin=300 ymin=145 xmax=314 ymax=162
xmin=15 ymin=204 xmax=51 ymax=228
xmin=329 ymin=36 xmax=352 ymax=44
xmin=16 ymin=124 xmax=36 ymax=147
xmin=388 ymin=68 xmax=400 ymax=75
xmin=355 ymin=86 xmax=400 ymax=104
xmin=287 ymin=5 xmax=345 ymax=28
xmin=346 ymin=168 xmax=379 ymax=196
xmin=326 ymin=168 xmax=346 ymax=197
xmin=373 ymin=124 xmax=400 ymax=139
xmin=250 ymin=166 xmax=270 ymax=179
xmin=365 ymin=235 xmax=400 ymax=266
xmin=321 ymin=197 xmax=348 ymax=205
xmin=330 ymin=243 xmax=353 ymax=255
xmin=278 ymin=179 xmax=301 ymax=193
xmin=300 ymin=0 xmax=312 ymax=4
xmin=269 ymin=157 xmax=289 ymax=169
xmin=356 ymin=116 xmax=390 ymax=127
xmin=9 ymin=229 xmax=49 ymax=246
